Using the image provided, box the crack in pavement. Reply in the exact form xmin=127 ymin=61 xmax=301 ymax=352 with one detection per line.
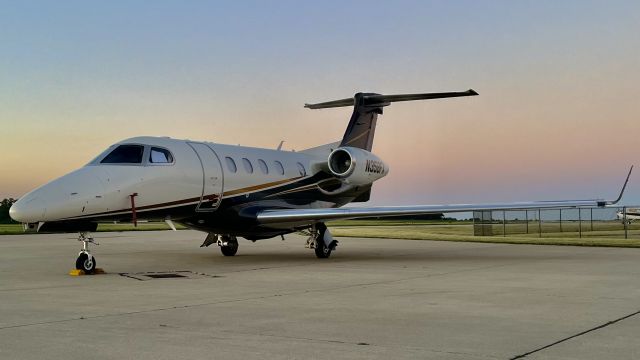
xmin=509 ymin=309 xmax=640 ymax=359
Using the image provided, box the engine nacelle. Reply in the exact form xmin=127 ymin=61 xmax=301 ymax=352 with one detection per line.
xmin=327 ymin=147 xmax=389 ymax=185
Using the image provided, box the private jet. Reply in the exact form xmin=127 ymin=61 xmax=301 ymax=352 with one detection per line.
xmin=9 ymin=90 xmax=632 ymax=273
xmin=617 ymin=208 xmax=640 ymax=223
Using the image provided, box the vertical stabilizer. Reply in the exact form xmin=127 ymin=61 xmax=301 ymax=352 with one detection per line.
xmin=340 ymin=93 xmax=382 ymax=151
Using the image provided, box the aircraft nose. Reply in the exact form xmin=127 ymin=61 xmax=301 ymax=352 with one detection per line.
xmin=9 ymin=197 xmax=46 ymax=223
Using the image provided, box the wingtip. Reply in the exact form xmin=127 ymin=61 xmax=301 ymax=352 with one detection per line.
xmin=608 ymin=165 xmax=634 ymax=205
xmin=468 ymin=89 xmax=479 ymax=96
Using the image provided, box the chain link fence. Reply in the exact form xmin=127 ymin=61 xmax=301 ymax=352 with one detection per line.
xmin=473 ymin=207 xmax=640 ymax=238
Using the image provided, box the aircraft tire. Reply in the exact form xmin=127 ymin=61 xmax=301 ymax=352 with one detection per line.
xmin=314 ymin=242 xmax=331 ymax=259
xmin=220 ymin=242 xmax=238 ymax=256
xmin=76 ymin=253 xmax=96 ymax=274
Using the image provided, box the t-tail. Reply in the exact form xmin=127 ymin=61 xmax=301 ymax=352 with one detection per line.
xmin=305 ymin=89 xmax=478 ymax=151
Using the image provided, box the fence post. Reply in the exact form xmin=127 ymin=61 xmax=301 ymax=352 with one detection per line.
xmin=624 ymin=206 xmax=628 ymax=239
xmin=579 ymin=208 xmax=582 ymax=238
xmin=503 ymin=211 xmax=506 ymax=237
xmin=525 ymin=210 xmax=529 ymax=234
xmin=590 ymin=208 xmax=593 ymax=232
xmin=472 ymin=211 xmax=476 ymax=236
xmin=538 ymin=209 xmax=542 ymax=238
xmin=559 ymin=209 xmax=563 ymax=232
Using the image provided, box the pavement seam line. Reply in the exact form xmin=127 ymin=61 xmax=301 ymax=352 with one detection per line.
xmin=509 ymin=309 xmax=640 ymax=359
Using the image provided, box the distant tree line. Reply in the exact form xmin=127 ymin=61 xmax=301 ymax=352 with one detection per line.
xmin=0 ymin=198 xmax=17 ymax=224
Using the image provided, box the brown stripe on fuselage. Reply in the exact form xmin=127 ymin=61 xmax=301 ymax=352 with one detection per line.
xmin=222 ymin=177 xmax=302 ymax=197
xmin=265 ymin=183 xmax=318 ymax=198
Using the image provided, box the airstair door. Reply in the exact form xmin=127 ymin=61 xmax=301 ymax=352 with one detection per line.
xmin=187 ymin=142 xmax=224 ymax=212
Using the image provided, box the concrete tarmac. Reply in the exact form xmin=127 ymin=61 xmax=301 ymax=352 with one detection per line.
xmin=1 ymin=230 xmax=639 ymax=360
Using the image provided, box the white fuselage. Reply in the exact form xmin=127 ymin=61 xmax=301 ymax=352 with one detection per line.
xmin=9 ymin=136 xmax=387 ymax=232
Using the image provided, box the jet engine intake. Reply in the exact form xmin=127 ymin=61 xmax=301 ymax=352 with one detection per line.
xmin=327 ymin=147 xmax=388 ymax=185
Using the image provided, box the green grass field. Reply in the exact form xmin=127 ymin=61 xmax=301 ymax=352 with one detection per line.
xmin=0 ymin=224 xmax=22 ymax=235
xmin=2 ymin=219 xmax=640 ymax=248
xmin=327 ymin=220 xmax=640 ymax=248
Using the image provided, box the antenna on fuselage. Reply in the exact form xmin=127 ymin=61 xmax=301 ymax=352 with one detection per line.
xmin=277 ymin=140 xmax=285 ymax=151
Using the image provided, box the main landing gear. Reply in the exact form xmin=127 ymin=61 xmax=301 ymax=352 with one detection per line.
xmin=306 ymin=223 xmax=338 ymax=259
xmin=202 ymin=233 xmax=239 ymax=256
xmin=218 ymin=235 xmax=239 ymax=256
xmin=75 ymin=232 xmax=98 ymax=274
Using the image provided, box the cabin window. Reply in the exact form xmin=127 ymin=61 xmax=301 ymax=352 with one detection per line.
xmin=273 ymin=160 xmax=285 ymax=175
xmin=257 ymin=159 xmax=268 ymax=174
xmin=225 ymin=157 xmax=237 ymax=173
xmin=297 ymin=162 xmax=306 ymax=176
xmin=242 ymin=158 xmax=253 ymax=173
xmin=149 ymin=147 xmax=174 ymax=164
xmin=101 ymin=145 xmax=144 ymax=164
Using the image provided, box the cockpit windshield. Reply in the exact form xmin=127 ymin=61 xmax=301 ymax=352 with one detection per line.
xmin=100 ymin=145 xmax=145 ymax=164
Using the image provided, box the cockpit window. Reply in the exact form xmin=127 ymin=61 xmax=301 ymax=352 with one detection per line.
xmin=100 ymin=145 xmax=144 ymax=164
xmin=149 ymin=147 xmax=174 ymax=164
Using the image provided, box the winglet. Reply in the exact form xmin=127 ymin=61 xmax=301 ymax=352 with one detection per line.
xmin=604 ymin=165 xmax=633 ymax=206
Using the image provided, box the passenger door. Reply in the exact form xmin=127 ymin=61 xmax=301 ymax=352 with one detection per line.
xmin=187 ymin=142 xmax=224 ymax=211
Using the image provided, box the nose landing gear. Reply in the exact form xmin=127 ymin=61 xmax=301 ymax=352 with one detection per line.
xmin=75 ymin=232 xmax=98 ymax=274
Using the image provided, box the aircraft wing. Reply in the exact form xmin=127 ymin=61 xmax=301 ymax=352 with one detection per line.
xmin=258 ymin=167 xmax=633 ymax=224
xmin=257 ymin=200 xmax=605 ymax=224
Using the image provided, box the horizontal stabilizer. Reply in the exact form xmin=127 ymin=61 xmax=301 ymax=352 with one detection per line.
xmin=304 ymin=89 xmax=478 ymax=109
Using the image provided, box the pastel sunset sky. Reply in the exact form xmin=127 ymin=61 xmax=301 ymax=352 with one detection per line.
xmin=1 ymin=1 xmax=639 ymax=207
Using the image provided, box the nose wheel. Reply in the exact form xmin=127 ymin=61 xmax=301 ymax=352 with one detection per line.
xmin=76 ymin=253 xmax=96 ymax=273
xmin=75 ymin=232 xmax=98 ymax=274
